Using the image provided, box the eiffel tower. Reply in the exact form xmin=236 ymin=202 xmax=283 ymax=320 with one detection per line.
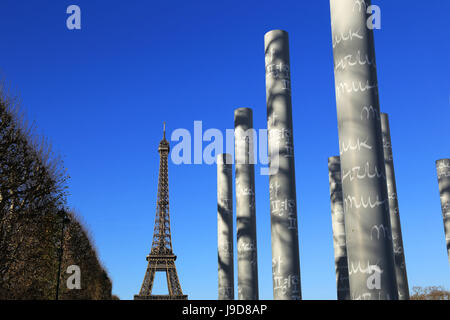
xmin=134 ymin=123 xmax=187 ymax=300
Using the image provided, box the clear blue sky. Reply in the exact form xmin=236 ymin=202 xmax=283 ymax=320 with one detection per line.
xmin=0 ymin=0 xmax=449 ymax=300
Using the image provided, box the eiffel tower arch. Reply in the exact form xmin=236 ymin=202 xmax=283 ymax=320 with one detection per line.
xmin=134 ymin=123 xmax=187 ymax=300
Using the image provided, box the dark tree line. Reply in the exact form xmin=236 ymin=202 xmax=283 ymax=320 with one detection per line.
xmin=59 ymin=210 xmax=113 ymax=300
xmin=0 ymin=89 xmax=114 ymax=299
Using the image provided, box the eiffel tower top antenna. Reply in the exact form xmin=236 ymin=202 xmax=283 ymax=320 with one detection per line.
xmin=163 ymin=121 xmax=166 ymax=140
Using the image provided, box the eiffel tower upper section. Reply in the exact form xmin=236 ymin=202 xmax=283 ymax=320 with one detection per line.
xmin=151 ymin=122 xmax=173 ymax=256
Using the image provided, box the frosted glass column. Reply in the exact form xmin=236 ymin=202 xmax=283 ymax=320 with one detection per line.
xmin=234 ymin=108 xmax=259 ymax=300
xmin=264 ymin=29 xmax=302 ymax=300
xmin=381 ymin=113 xmax=409 ymax=299
xmin=328 ymin=156 xmax=350 ymax=300
xmin=436 ymin=159 xmax=450 ymax=265
xmin=217 ymin=153 xmax=234 ymax=300
xmin=330 ymin=0 xmax=398 ymax=300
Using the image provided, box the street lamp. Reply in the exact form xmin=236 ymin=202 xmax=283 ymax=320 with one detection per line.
xmin=55 ymin=209 xmax=70 ymax=300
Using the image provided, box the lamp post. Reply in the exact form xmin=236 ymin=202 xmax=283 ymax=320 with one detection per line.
xmin=55 ymin=209 xmax=70 ymax=300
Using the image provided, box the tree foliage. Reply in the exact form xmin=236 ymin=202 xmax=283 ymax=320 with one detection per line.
xmin=0 ymin=89 xmax=114 ymax=299
xmin=59 ymin=211 xmax=113 ymax=300
xmin=410 ymin=286 xmax=450 ymax=300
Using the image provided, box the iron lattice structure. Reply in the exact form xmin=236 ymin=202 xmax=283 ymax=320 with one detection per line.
xmin=134 ymin=124 xmax=187 ymax=300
